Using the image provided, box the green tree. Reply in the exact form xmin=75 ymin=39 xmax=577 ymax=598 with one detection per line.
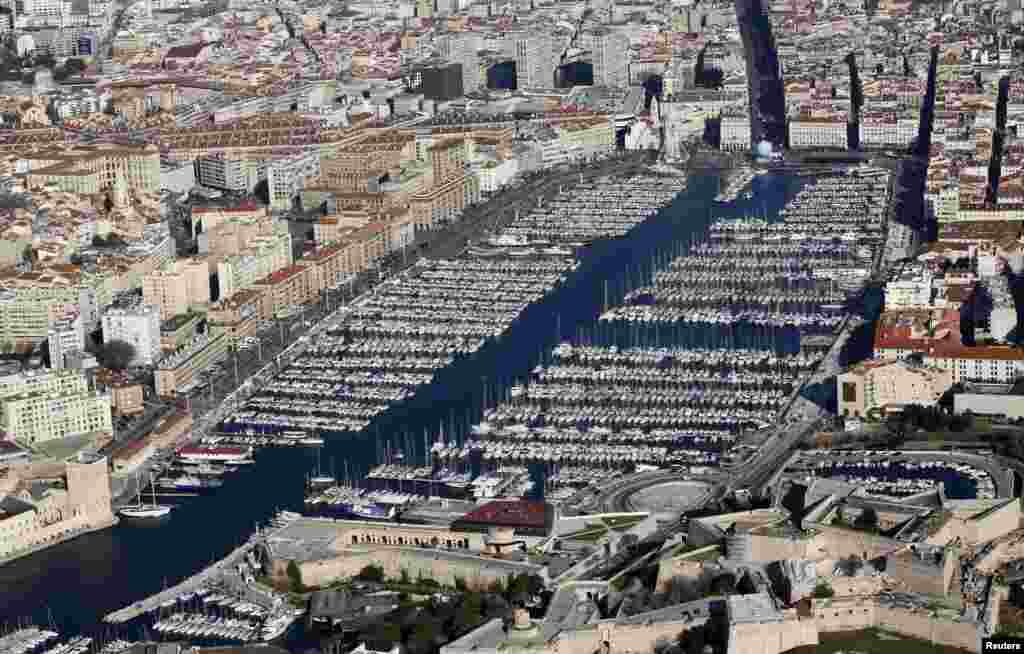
xmin=365 ymin=621 xmax=401 ymax=646
xmin=408 ymin=621 xmax=440 ymax=654
xmin=453 ymin=576 xmax=467 ymax=591
xmin=99 ymin=339 xmax=137 ymax=369
xmin=400 ymin=567 xmax=411 ymax=584
xmin=811 ymin=581 xmax=834 ymax=599
xmin=453 ymin=594 xmax=483 ymax=634
xmin=854 ymin=507 xmax=879 ymax=531
xmin=357 ymin=564 xmax=385 ymax=582
xmin=286 ymin=560 xmax=303 ymax=592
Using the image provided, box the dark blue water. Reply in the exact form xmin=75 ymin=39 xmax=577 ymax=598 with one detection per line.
xmin=0 ymin=171 xmax=803 ymax=638
xmin=819 ymin=462 xmax=978 ymax=500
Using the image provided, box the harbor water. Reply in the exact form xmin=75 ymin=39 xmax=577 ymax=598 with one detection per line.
xmin=0 ymin=170 xmax=805 ymax=638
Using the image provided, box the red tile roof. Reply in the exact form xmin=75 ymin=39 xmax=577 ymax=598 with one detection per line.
xmin=456 ymin=500 xmax=549 ymax=529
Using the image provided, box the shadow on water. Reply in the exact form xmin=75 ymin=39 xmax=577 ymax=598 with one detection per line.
xmin=0 ymin=170 xmax=807 ymax=638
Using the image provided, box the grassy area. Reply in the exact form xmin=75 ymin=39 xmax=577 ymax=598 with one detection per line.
xmin=604 ymin=515 xmax=646 ymax=530
xmin=922 ymin=510 xmax=953 ymax=537
xmin=788 ymin=629 xmax=970 ymax=654
xmin=685 ymin=547 xmax=721 ymax=562
xmin=563 ymin=527 xmax=609 ymax=543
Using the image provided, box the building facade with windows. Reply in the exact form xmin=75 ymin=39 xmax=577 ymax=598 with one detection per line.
xmin=154 ymin=331 xmax=228 ymax=397
xmin=0 ymin=369 xmax=111 ymax=444
xmin=101 ymin=303 xmax=162 ymax=367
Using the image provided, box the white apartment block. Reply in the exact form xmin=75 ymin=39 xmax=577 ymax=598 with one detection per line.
xmin=101 ymin=303 xmax=161 ymax=367
xmin=0 ymin=368 xmax=111 ymax=444
xmin=47 ymin=312 xmax=84 ymax=370
xmin=194 ymin=157 xmax=267 ymax=193
xmin=267 ymin=151 xmax=321 ymax=211
xmin=884 ymin=220 xmax=922 ymax=262
xmin=884 ymin=267 xmax=933 ymax=309
xmin=859 ymin=118 xmax=919 ymax=149
xmin=789 ymin=120 xmax=848 ymax=149
xmin=925 ymin=347 xmax=1024 ymax=384
xmin=476 ymin=159 xmax=518 ymax=193
xmin=510 ymin=31 xmax=555 ymax=89
xmin=580 ymin=28 xmax=628 ymax=89
xmin=720 ymin=116 xmax=751 ymax=151
xmin=449 ymin=32 xmax=481 ymax=93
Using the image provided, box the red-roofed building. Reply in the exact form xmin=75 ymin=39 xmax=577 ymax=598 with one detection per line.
xmin=452 ymin=499 xmax=553 ymax=539
xmin=873 ymin=309 xmax=962 ymax=360
xmin=254 ymin=264 xmax=315 ymax=319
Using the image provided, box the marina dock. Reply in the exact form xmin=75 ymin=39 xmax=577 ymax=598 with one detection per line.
xmin=102 ymin=513 xmax=297 ymax=625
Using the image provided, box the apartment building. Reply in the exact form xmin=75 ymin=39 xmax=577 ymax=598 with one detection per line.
xmin=101 ymin=303 xmax=161 ymax=366
xmin=859 ymin=116 xmax=919 ymax=149
xmin=579 ymin=28 xmax=628 ymax=89
xmin=17 ymin=143 xmax=160 ymax=194
xmin=267 ymin=150 xmax=322 ymax=211
xmin=884 ymin=266 xmax=933 ymax=309
xmin=409 ymin=173 xmax=480 ymax=231
xmin=194 ymin=156 xmax=267 ymax=193
xmin=448 ymin=32 xmax=481 ymax=93
xmin=110 ymin=383 xmax=144 ymax=416
xmin=720 ymin=115 xmax=752 ymax=151
xmin=154 ymin=331 xmax=228 ymax=397
xmin=142 ymin=258 xmax=210 ymax=321
xmin=788 ymin=118 xmax=848 ymax=150
xmin=207 ymin=288 xmax=262 ymax=344
xmin=509 ymin=30 xmax=555 ymax=89
xmin=0 ymin=271 xmax=104 ymax=346
xmin=47 ymin=310 xmax=84 ymax=370
xmin=160 ymin=312 xmax=201 ymax=351
xmin=956 ymin=204 xmax=1024 ymax=222
xmin=0 ymin=369 xmax=112 ymax=444
xmin=838 ymin=359 xmax=953 ymax=418
xmin=253 ymin=264 xmax=317 ymax=319
xmin=925 ymin=345 xmax=1024 ymax=384
xmin=217 ymin=244 xmax=289 ymax=301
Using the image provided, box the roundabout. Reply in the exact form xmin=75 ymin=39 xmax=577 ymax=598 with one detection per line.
xmin=597 ymin=471 xmax=721 ymax=513
xmin=625 ymin=480 xmax=713 ymax=513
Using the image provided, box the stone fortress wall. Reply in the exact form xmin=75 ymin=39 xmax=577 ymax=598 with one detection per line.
xmin=273 ymin=546 xmax=541 ymax=590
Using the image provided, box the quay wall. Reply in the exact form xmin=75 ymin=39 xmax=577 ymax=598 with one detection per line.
xmin=0 ymin=516 xmax=117 ymax=567
xmin=281 ymin=546 xmax=542 ymax=590
xmin=551 ymin=619 xmax=696 ymax=654
xmin=726 ymin=619 xmax=819 ymax=654
xmin=873 ymin=606 xmax=978 ymax=652
xmin=809 ymin=597 xmax=978 ymax=652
